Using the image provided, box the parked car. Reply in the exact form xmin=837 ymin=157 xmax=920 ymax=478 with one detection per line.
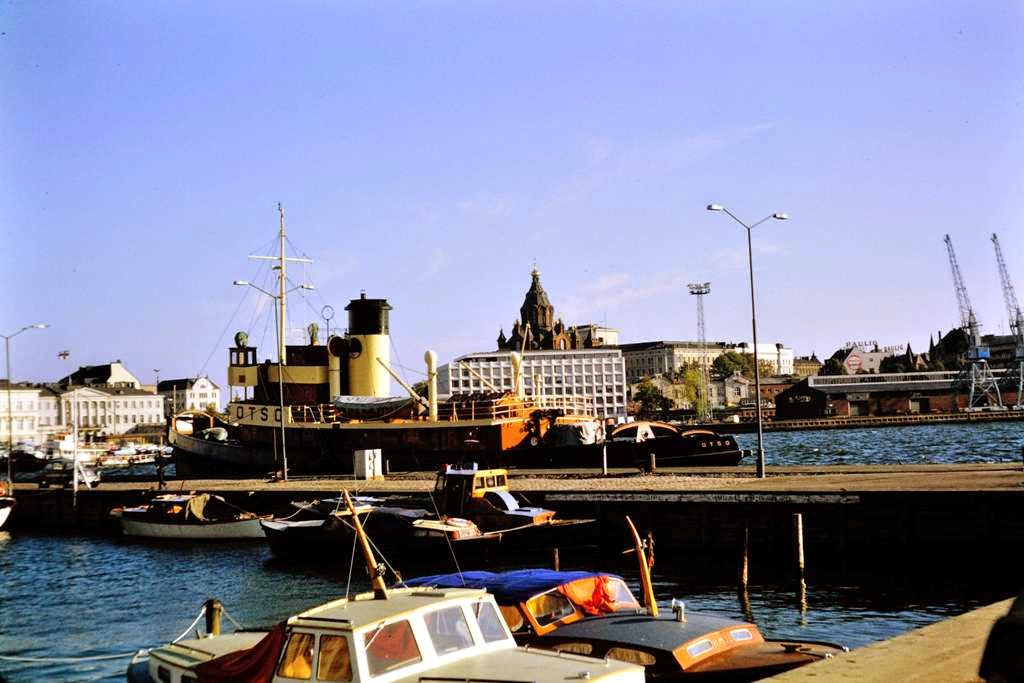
xmin=37 ymin=460 xmax=101 ymax=489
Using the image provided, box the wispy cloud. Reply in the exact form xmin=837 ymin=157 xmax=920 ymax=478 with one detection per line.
xmin=561 ymin=270 xmax=689 ymax=320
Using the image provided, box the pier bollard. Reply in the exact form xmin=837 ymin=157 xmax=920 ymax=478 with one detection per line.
xmin=204 ymin=598 xmax=222 ymax=636
xmin=648 ymin=452 xmax=657 ymax=473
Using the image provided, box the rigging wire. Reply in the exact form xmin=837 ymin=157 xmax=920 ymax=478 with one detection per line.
xmin=196 ymin=287 xmax=252 ymax=378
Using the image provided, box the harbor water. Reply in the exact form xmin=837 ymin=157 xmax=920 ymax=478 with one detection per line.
xmin=733 ymin=420 xmax=1024 ymax=465
xmin=1 ymin=531 xmax=1019 ymax=682
xmin=2 ymin=421 xmax=1023 ymax=681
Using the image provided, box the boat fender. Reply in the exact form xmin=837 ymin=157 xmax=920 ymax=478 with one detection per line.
xmin=0 ymin=481 xmax=6 ymax=496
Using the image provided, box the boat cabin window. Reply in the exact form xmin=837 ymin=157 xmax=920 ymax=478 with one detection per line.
xmin=425 ymin=606 xmax=474 ymax=655
xmin=317 ymin=635 xmax=353 ymax=682
xmin=363 ymin=619 xmax=422 ymax=676
xmin=550 ymin=642 xmax=594 ymax=656
xmin=526 ymin=590 xmax=577 ymax=626
xmin=498 ymin=604 xmax=526 ymax=633
xmin=278 ymin=632 xmax=315 ymax=680
xmin=475 ymin=601 xmax=512 ymax=642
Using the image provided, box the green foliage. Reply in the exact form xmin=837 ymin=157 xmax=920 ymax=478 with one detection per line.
xmin=711 ymin=350 xmax=776 ymax=379
xmin=632 ymin=379 xmax=672 ymax=416
xmin=712 ymin=351 xmax=747 ymax=376
xmin=411 ymin=380 xmax=429 ymax=397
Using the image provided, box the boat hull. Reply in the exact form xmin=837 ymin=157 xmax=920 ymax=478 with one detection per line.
xmin=121 ymin=516 xmax=266 ymax=540
xmin=0 ymin=497 xmax=14 ymax=530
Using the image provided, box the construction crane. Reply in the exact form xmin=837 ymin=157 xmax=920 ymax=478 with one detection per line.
xmin=943 ymin=234 xmax=1003 ymax=410
xmin=687 ymin=282 xmax=712 ymax=422
xmin=991 ymin=233 xmax=1024 ymax=408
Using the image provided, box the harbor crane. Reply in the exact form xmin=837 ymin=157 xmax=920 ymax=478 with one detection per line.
xmin=943 ymin=234 xmax=1003 ymax=410
xmin=687 ymin=282 xmax=712 ymax=422
xmin=991 ymin=233 xmax=1024 ymax=408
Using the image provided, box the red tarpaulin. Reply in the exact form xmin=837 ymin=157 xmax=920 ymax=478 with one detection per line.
xmin=193 ymin=622 xmax=286 ymax=683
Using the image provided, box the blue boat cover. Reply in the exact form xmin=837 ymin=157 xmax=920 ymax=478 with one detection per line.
xmin=403 ymin=569 xmax=620 ymax=603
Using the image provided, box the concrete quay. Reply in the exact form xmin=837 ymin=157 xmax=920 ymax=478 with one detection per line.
xmin=11 ymin=463 xmax=1023 ymax=566
xmin=765 ymin=597 xmax=1015 ymax=682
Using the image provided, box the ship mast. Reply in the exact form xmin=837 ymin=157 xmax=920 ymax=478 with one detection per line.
xmin=248 ymin=203 xmax=313 ymax=364
xmin=278 ymin=204 xmax=287 ymax=364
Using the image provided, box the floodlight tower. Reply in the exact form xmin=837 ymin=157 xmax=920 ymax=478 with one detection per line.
xmin=991 ymin=233 xmax=1024 ymax=407
xmin=688 ymin=282 xmax=712 ymax=422
xmin=944 ymin=234 xmax=1003 ymax=410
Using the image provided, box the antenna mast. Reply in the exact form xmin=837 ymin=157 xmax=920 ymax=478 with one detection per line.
xmin=943 ymin=234 xmax=1003 ymax=410
xmin=688 ymin=282 xmax=712 ymax=422
xmin=991 ymin=233 xmax=1024 ymax=407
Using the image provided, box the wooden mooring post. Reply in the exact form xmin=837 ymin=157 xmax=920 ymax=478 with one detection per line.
xmin=204 ymin=598 xmax=222 ymax=636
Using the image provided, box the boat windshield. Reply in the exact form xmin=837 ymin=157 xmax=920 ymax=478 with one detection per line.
xmin=559 ymin=576 xmax=640 ymax=615
xmin=526 ymin=590 xmax=577 ymax=626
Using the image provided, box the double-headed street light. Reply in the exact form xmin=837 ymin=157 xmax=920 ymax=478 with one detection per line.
xmin=3 ymin=323 xmax=49 ymax=484
xmin=706 ymin=204 xmax=788 ymax=479
xmin=233 ymin=280 xmax=315 ymax=481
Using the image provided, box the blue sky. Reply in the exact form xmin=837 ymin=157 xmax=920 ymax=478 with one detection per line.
xmin=2 ymin=1 xmax=1022 ymax=393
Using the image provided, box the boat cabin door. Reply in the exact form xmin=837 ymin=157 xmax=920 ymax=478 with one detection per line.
xmin=433 ymin=473 xmax=470 ymax=516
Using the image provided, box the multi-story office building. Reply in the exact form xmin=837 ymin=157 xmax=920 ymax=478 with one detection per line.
xmin=438 ymin=348 xmax=627 ymax=418
xmin=619 ymin=340 xmax=794 ymax=383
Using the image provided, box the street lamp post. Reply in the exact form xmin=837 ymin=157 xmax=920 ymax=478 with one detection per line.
xmin=3 ymin=324 xmax=49 ymax=485
xmin=706 ymin=204 xmax=788 ymax=478
xmin=233 ymin=280 xmax=315 ymax=481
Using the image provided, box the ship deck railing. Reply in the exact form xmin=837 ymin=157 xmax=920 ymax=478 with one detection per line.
xmin=288 ymin=396 xmax=597 ymax=424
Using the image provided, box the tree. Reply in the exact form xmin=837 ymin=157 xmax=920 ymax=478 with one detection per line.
xmin=712 ymin=350 xmax=747 ymax=377
xmin=712 ymin=350 xmax=776 ymax=380
xmin=632 ymin=379 xmax=672 ymax=416
xmin=411 ymin=380 xmax=429 ymax=397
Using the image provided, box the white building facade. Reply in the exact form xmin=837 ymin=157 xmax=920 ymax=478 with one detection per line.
xmin=0 ymin=384 xmax=42 ymax=445
xmin=438 ymin=349 xmax=628 ymax=418
xmin=2 ymin=382 xmax=165 ymax=445
xmin=157 ymin=377 xmax=221 ymax=416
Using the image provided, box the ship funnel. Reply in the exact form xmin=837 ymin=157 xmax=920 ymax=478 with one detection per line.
xmin=425 ymin=350 xmax=438 ymax=421
xmin=510 ymin=351 xmax=525 ymax=398
xmin=345 ymin=295 xmax=392 ymax=397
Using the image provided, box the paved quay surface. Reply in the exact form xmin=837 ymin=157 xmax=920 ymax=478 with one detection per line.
xmin=765 ymin=597 xmax=1014 ymax=682
xmin=37 ymin=462 xmax=1023 ymax=494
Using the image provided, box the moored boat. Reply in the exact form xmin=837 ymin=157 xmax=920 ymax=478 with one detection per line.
xmin=261 ymin=467 xmax=595 ymax=565
xmin=111 ymin=493 xmax=268 ymax=539
xmin=0 ymin=480 xmax=14 ymax=530
xmin=405 ymin=518 xmax=847 ymax=681
xmin=127 ymin=491 xmax=646 ymax=683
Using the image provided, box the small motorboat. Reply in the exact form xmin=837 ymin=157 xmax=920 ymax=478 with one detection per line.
xmin=111 ymin=493 xmax=268 ymax=540
xmin=607 ymin=422 xmax=747 ymax=467
xmin=262 ymin=468 xmax=595 ymax=565
xmin=261 ymin=496 xmax=498 ymax=565
xmin=0 ymin=480 xmax=14 ymax=531
xmin=127 ymin=491 xmax=646 ymax=683
xmin=431 ymin=467 xmax=597 ymax=548
xmin=407 ymin=519 xmax=847 ymax=681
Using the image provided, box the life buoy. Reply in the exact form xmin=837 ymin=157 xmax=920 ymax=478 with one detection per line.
xmin=447 ymin=517 xmax=473 ymax=527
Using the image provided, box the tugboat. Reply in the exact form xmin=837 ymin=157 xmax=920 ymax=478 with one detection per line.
xmin=170 ymin=208 xmax=599 ymax=477
xmin=127 ymin=491 xmax=646 ymax=683
xmin=405 ymin=519 xmax=847 ymax=681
